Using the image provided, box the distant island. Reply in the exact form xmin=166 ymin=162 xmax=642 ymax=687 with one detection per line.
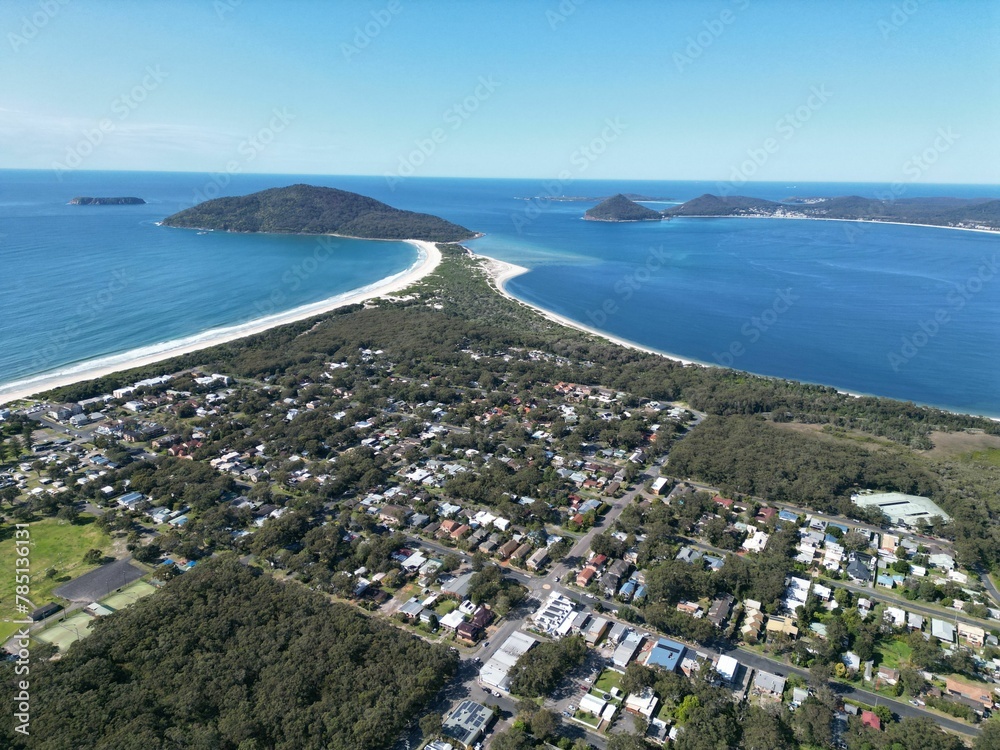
xmin=69 ymin=196 xmax=146 ymax=205
xmin=584 ymin=194 xmax=664 ymax=222
xmin=664 ymin=193 xmax=1000 ymax=231
xmin=528 ymin=193 xmax=671 ymax=202
xmin=162 ymin=184 xmax=476 ymax=242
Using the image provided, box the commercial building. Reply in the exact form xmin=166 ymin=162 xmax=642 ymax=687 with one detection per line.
xmin=479 ymin=632 xmax=538 ymax=692
xmin=645 ymin=637 xmax=685 ymax=672
xmin=441 ymin=700 xmax=496 ymax=748
xmin=850 ymin=491 xmax=950 ymax=526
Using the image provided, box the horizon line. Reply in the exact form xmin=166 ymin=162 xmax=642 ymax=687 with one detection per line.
xmin=1 ymin=167 xmax=999 ymax=187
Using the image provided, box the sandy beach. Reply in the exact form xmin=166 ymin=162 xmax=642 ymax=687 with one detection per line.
xmin=0 ymin=240 xmax=441 ymax=406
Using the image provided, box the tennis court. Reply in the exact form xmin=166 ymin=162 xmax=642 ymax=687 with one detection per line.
xmin=100 ymin=580 xmax=157 ymax=610
xmin=36 ymin=611 xmax=94 ymax=651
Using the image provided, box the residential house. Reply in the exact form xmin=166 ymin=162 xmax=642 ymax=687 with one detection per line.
xmin=742 ymin=609 xmax=765 ymax=644
xmin=577 ymin=566 xmax=597 ymax=587
xmin=497 ymin=540 xmax=519 ymax=559
xmin=877 ymin=666 xmax=899 ymax=686
xmin=945 ymin=678 xmax=995 ymax=712
xmin=958 ymin=622 xmax=986 ymax=647
xmin=860 ymin=710 xmax=882 ymax=731
xmin=624 ymin=687 xmax=659 ymax=719
xmin=766 ymin=615 xmax=799 ymax=639
xmin=931 ymin=618 xmax=956 ymax=643
xmin=753 ymin=670 xmax=786 ymax=701
xmin=527 ymin=547 xmax=549 ymax=570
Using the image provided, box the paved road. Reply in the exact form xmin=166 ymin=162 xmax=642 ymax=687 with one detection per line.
xmin=549 ymin=455 xmax=670 ymax=584
xmin=725 ymin=645 xmax=979 ymax=737
xmin=405 ymin=423 xmax=982 ymax=745
xmin=687 ymin=537 xmax=998 ymax=630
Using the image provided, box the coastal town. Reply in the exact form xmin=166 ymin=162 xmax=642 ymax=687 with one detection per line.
xmin=3 ymin=318 xmax=999 ymax=749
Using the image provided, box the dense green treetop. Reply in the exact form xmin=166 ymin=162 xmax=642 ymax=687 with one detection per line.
xmin=0 ymin=557 xmax=456 ymax=750
xmin=584 ymin=194 xmax=662 ymax=222
xmin=162 ymin=184 xmax=477 ymax=242
xmin=665 ymin=193 xmax=1000 ymax=228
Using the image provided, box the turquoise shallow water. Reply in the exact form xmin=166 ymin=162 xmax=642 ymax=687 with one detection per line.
xmin=2 ymin=170 xmax=999 ymax=415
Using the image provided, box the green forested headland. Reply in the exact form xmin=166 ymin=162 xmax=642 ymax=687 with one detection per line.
xmin=162 ymin=184 xmax=476 ymax=242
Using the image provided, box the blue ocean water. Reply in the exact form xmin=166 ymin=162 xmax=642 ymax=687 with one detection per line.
xmin=2 ymin=170 xmax=999 ymax=416
xmin=0 ymin=170 xmax=417 ymax=396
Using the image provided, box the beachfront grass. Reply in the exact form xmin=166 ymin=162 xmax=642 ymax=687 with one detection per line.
xmin=965 ymin=448 xmax=1000 ymax=467
xmin=0 ymin=516 xmax=111 ymax=642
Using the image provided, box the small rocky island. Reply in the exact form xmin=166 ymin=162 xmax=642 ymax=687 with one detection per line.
xmin=584 ymin=194 xmax=664 ymax=222
xmin=162 ymin=184 xmax=476 ymax=243
xmin=69 ymin=197 xmax=146 ymax=205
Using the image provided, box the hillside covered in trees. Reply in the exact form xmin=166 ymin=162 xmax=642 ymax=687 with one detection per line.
xmin=162 ymin=184 xmax=477 ymax=242
xmin=0 ymin=558 xmax=456 ymax=750
xmin=584 ymin=194 xmax=662 ymax=222
xmin=664 ymin=193 xmax=1000 ymax=229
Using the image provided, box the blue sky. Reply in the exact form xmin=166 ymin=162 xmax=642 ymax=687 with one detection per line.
xmin=2 ymin=0 xmax=998 ymax=183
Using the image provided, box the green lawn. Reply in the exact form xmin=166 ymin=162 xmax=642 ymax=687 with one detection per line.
xmin=595 ymin=667 xmax=624 ymax=694
xmin=876 ymin=638 xmax=913 ymax=670
xmin=573 ymin=711 xmax=601 ymax=728
xmin=435 ymin=598 xmax=458 ymax=616
xmin=0 ymin=516 xmax=112 ymax=642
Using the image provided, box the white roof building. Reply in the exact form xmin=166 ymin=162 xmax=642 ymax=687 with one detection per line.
xmin=579 ymin=693 xmax=607 ymax=717
xmin=532 ymin=592 xmax=577 ymax=636
xmin=851 ymin=491 xmax=950 ymax=525
xmin=715 ymin=654 xmax=739 ymax=683
xmin=742 ymin=529 xmax=770 ymax=554
xmin=624 ymin=687 xmax=658 ymax=718
xmin=479 ymin=632 xmax=538 ymax=692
